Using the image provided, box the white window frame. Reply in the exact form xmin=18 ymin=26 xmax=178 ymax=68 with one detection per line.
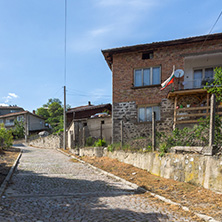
xmin=134 ymin=66 xmax=161 ymax=87
xmin=138 ymin=105 xmax=161 ymax=122
xmin=193 ymin=66 xmax=218 ymax=88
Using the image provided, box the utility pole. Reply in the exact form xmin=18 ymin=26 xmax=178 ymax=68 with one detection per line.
xmin=63 ymin=86 xmax=66 ymax=149
xmin=63 ymin=0 xmax=67 ymax=150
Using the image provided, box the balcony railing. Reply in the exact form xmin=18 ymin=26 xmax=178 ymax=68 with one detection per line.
xmin=5 ymin=122 xmax=15 ymax=127
xmin=182 ymin=78 xmax=214 ymax=90
xmin=175 ymin=105 xmax=222 ymax=125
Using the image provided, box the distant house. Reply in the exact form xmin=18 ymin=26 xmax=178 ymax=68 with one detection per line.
xmin=102 ymin=33 xmax=222 ymax=143
xmin=66 ymin=102 xmax=112 ymax=148
xmin=0 ymin=110 xmax=47 ymax=135
xmin=0 ymin=106 xmax=24 ymax=116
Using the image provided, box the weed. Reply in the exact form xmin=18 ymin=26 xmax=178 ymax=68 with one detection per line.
xmin=94 ymin=139 xmax=107 ymax=147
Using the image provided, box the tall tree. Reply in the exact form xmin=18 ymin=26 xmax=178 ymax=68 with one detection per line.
xmin=36 ymin=98 xmax=64 ymax=133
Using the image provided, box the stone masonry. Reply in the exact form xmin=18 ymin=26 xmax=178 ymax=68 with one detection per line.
xmin=113 ymin=99 xmax=174 ymax=143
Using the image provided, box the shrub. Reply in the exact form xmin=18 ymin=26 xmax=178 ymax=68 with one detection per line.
xmin=11 ymin=120 xmax=24 ymax=139
xmin=86 ymin=136 xmax=94 ymax=146
xmin=0 ymin=124 xmax=13 ymax=149
xmin=94 ymin=139 xmax=107 ymax=147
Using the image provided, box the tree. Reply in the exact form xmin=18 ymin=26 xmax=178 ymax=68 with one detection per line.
xmin=37 ymin=98 xmax=64 ymax=133
xmin=205 ymin=67 xmax=222 ymax=101
xmin=0 ymin=124 xmax=13 ymax=149
xmin=11 ymin=120 xmax=24 ymax=139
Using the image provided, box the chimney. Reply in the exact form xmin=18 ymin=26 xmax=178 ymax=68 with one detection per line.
xmin=88 ymin=101 xmax=91 ymax=106
xmin=33 ymin=110 xmax=35 ymax=114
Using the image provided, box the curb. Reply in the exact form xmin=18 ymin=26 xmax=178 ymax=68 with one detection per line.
xmin=57 ymin=149 xmax=219 ymax=222
xmin=0 ymin=151 xmax=22 ymax=197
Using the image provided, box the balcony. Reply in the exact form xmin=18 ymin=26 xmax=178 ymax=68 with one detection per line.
xmin=5 ymin=122 xmax=15 ymax=127
xmin=182 ymin=78 xmax=214 ymax=90
xmin=176 ymin=105 xmax=222 ymax=125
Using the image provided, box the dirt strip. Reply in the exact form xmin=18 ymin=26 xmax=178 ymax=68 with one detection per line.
xmin=66 ymin=152 xmax=221 ymax=221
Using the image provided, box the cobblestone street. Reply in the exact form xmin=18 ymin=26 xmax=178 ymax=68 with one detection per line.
xmin=0 ymin=145 xmax=196 ymax=221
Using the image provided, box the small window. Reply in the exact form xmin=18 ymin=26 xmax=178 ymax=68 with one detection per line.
xmin=142 ymin=51 xmax=153 ymax=60
xmin=138 ymin=106 xmax=160 ymax=122
xmin=101 ymin=120 xmax=105 ymax=124
xmin=134 ymin=67 xmax=161 ymax=87
xmin=83 ymin=122 xmax=87 ymax=127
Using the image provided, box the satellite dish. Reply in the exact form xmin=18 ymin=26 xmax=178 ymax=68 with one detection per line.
xmin=174 ymin=69 xmax=184 ymax=78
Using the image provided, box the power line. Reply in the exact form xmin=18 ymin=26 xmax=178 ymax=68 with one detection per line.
xmin=200 ymin=10 xmax=222 ymax=50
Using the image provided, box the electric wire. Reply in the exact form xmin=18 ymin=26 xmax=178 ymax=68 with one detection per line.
xmin=200 ymin=10 xmax=222 ymax=50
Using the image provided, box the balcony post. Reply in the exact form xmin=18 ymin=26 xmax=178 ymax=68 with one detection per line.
xmin=209 ymin=94 xmax=216 ymax=147
xmin=173 ymin=95 xmax=178 ymax=130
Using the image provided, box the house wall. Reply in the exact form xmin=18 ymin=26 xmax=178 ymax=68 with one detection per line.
xmin=184 ymin=52 xmax=222 ymax=89
xmin=0 ymin=108 xmax=23 ymax=116
xmin=112 ymin=39 xmax=222 ymax=142
xmin=113 ymin=99 xmax=174 ymax=142
xmin=28 ymin=114 xmax=45 ymax=131
xmin=87 ymin=116 xmax=112 ymax=144
xmin=67 ymin=116 xmax=112 ymax=148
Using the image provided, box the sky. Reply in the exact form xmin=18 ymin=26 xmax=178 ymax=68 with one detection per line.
xmin=0 ymin=0 xmax=222 ymax=111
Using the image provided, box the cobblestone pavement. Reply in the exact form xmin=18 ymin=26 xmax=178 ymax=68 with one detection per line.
xmin=0 ymin=145 xmax=194 ymax=221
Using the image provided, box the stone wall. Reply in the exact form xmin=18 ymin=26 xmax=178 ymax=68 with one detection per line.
xmin=78 ymin=147 xmax=222 ymax=193
xmin=113 ymin=99 xmax=174 ymax=143
xmin=29 ymin=134 xmax=63 ymax=149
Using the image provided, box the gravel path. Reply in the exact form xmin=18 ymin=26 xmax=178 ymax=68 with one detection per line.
xmin=0 ymin=145 xmax=194 ymax=221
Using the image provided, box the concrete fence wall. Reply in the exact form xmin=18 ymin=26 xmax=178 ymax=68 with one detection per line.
xmin=78 ymin=147 xmax=222 ymax=193
xmin=29 ymin=134 xmax=63 ymax=149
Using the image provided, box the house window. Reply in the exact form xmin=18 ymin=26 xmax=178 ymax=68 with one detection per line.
xmin=193 ymin=67 xmax=214 ymax=88
xmin=0 ymin=119 xmax=3 ymax=124
xmin=142 ymin=51 xmax=154 ymax=60
xmin=138 ymin=106 xmax=160 ymax=122
xmin=134 ymin=67 xmax=161 ymax=87
xmin=17 ymin=116 xmax=24 ymax=122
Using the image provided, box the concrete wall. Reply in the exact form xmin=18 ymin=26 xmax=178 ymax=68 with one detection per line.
xmin=29 ymin=134 xmax=63 ymax=149
xmin=78 ymin=147 xmax=222 ymax=193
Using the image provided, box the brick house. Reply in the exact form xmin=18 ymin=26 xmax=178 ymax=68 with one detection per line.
xmin=102 ymin=33 xmax=222 ymax=143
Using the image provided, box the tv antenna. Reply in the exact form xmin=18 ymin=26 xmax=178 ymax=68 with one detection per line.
xmin=174 ymin=69 xmax=184 ymax=90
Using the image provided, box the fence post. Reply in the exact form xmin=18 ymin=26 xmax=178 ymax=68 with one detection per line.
xmin=209 ymin=94 xmax=216 ymax=147
xmin=120 ymin=120 xmax=123 ymax=148
xmin=100 ymin=121 xmax=103 ymax=140
xmin=152 ymin=112 xmax=156 ymax=152
xmin=83 ymin=127 xmax=85 ymax=147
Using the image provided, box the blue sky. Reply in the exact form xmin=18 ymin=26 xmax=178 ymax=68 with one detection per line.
xmin=0 ymin=0 xmax=222 ymax=111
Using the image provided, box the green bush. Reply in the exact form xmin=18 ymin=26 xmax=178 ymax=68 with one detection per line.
xmin=107 ymin=144 xmax=114 ymax=152
xmin=86 ymin=136 xmax=94 ymax=146
xmin=159 ymin=142 xmax=168 ymax=157
xmin=11 ymin=120 xmax=24 ymax=139
xmin=0 ymin=124 xmax=13 ymax=149
xmin=94 ymin=139 xmax=107 ymax=147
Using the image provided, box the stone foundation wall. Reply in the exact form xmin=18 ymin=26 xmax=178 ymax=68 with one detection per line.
xmin=78 ymin=147 xmax=222 ymax=193
xmin=112 ymin=99 xmax=174 ymax=143
xmin=29 ymin=134 xmax=63 ymax=149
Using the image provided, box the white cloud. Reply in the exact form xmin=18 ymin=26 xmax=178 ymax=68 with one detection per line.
xmin=0 ymin=103 xmax=8 ymax=107
xmin=9 ymin=93 xmax=18 ymax=98
xmin=3 ymin=93 xmax=19 ymax=103
xmin=90 ymin=27 xmax=112 ymax=37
